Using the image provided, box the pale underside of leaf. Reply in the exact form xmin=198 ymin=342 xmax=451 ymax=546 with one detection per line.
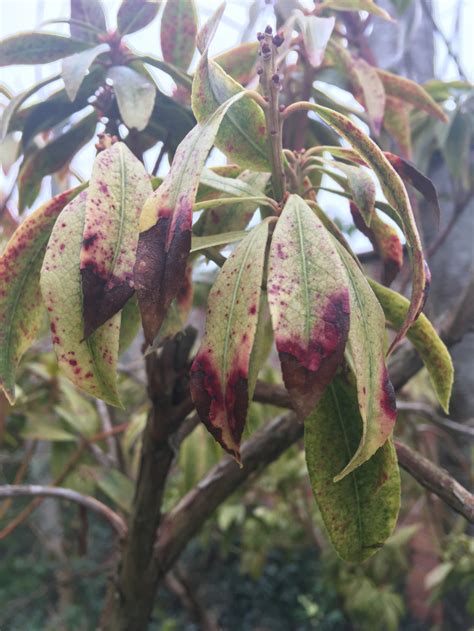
xmin=108 ymin=65 xmax=156 ymax=131
xmin=62 ymin=43 xmax=109 ymax=101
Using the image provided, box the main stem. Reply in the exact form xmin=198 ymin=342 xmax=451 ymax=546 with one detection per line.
xmin=259 ymin=28 xmax=286 ymax=203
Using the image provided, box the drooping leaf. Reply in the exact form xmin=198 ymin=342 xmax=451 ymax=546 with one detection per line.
xmin=213 ymin=42 xmax=258 ymax=85
xmin=70 ymin=0 xmax=107 ymax=42
xmin=377 ymin=69 xmax=448 ymax=122
xmin=117 ymin=0 xmax=161 ymax=35
xmin=108 ymin=65 xmax=156 ymax=131
xmin=18 ymin=111 xmax=97 ymax=211
xmin=192 ymin=5 xmax=270 ymax=171
xmin=383 ymin=96 xmax=412 ymax=160
xmin=293 ymin=11 xmax=335 ymax=68
xmin=335 ymin=162 xmax=376 ymax=226
xmin=161 ymin=0 xmax=198 ymax=72
xmin=369 ymin=280 xmax=453 ymax=413
xmin=307 ymin=103 xmax=429 ymax=350
xmin=317 ymin=0 xmax=394 ymax=20
xmin=0 ymin=32 xmax=90 ymax=66
xmin=190 ymin=220 xmax=271 ymax=460
xmin=0 ymin=187 xmax=84 ymax=404
xmin=267 ymin=194 xmax=350 ymax=419
xmin=62 ymin=43 xmax=109 ymax=101
xmin=41 ymin=192 xmax=121 ymax=406
xmin=305 ymin=373 xmax=400 ymax=563
xmin=350 ymin=203 xmax=403 ymax=286
xmin=134 ymin=90 xmax=251 ymax=344
xmin=80 ymin=142 xmax=152 ymax=338
xmin=384 ymin=152 xmax=441 ymax=227
xmin=333 ymin=243 xmax=396 ymax=480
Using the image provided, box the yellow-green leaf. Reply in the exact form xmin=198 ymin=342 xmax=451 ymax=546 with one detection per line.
xmin=317 ymin=0 xmax=394 ymax=21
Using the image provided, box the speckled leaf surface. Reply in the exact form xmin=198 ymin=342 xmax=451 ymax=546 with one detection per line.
xmin=41 ymin=192 xmax=121 ymax=406
xmin=161 ymin=0 xmax=197 ymax=71
xmin=0 ymin=32 xmax=90 ymax=66
xmin=135 ymin=90 xmax=249 ymax=344
xmin=335 ymin=162 xmax=376 ymax=226
xmin=305 ymin=373 xmax=400 ymax=563
xmin=117 ymin=0 xmax=161 ymax=35
xmin=383 ymin=96 xmax=413 ymax=160
xmin=369 ymin=280 xmax=453 ymax=413
xmin=80 ymin=142 xmax=152 ymax=338
xmin=70 ymin=0 xmax=107 ymax=43
xmin=309 ymin=104 xmax=429 ymax=351
xmin=0 ymin=186 xmax=83 ymax=404
xmin=267 ymin=194 xmax=350 ymax=420
xmin=213 ymin=43 xmax=258 ymax=85
xmin=192 ymin=6 xmax=269 ymax=171
xmin=190 ymin=220 xmax=270 ymax=459
xmin=333 ymin=243 xmax=396 ymax=480
xmin=62 ymin=43 xmax=109 ymax=101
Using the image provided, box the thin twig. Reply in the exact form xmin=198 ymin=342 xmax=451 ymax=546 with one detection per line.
xmin=397 ymin=400 xmax=474 ymax=439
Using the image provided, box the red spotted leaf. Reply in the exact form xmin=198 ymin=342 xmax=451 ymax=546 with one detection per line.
xmin=190 ymin=220 xmax=271 ymax=460
xmin=80 ymin=142 xmax=152 ymax=338
xmin=383 ymin=96 xmax=413 ymax=160
xmin=70 ymin=0 xmax=107 ymax=43
xmin=161 ymin=0 xmax=198 ymax=72
xmin=117 ymin=0 xmax=161 ymax=35
xmin=267 ymin=194 xmax=350 ymax=419
xmin=213 ymin=42 xmax=259 ymax=85
xmin=134 ymin=90 xmax=251 ymax=344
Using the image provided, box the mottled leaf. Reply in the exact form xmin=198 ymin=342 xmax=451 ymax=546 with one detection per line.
xmin=41 ymin=192 xmax=121 ymax=406
xmin=317 ymin=0 xmax=394 ymax=20
xmin=135 ymin=90 xmax=250 ymax=344
xmin=308 ymin=104 xmax=429 ymax=351
xmin=192 ymin=6 xmax=270 ymax=171
xmin=161 ymin=0 xmax=197 ymax=71
xmin=335 ymin=162 xmax=376 ymax=226
xmin=190 ymin=221 xmax=270 ymax=459
xmin=18 ymin=111 xmax=97 ymax=211
xmin=369 ymin=280 xmax=453 ymax=413
xmin=108 ymin=65 xmax=156 ymax=131
xmin=117 ymin=0 xmax=161 ymax=35
xmin=305 ymin=373 xmax=400 ymax=562
xmin=213 ymin=42 xmax=258 ymax=85
xmin=333 ymin=243 xmax=396 ymax=480
xmin=80 ymin=142 xmax=152 ymax=338
xmin=0 ymin=32 xmax=90 ymax=66
xmin=0 ymin=187 xmax=84 ymax=404
xmin=377 ymin=69 xmax=448 ymax=122
xmin=294 ymin=11 xmax=335 ymax=68
xmin=70 ymin=0 xmax=107 ymax=42
xmin=267 ymin=194 xmax=350 ymax=419
xmin=383 ymin=96 xmax=412 ymax=160
xmin=62 ymin=43 xmax=109 ymax=101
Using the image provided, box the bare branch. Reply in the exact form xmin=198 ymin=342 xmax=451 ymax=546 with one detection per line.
xmin=397 ymin=400 xmax=474 ymax=439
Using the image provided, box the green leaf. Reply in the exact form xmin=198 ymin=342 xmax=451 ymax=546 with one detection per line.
xmin=18 ymin=110 xmax=97 ymax=211
xmin=305 ymin=373 xmax=400 ymax=563
xmin=0 ymin=186 xmax=85 ymax=404
xmin=139 ymin=54 xmax=193 ymax=89
xmin=317 ymin=0 xmax=394 ymax=21
xmin=62 ymin=43 xmax=109 ymax=101
xmin=267 ymin=194 xmax=350 ymax=419
xmin=307 ymin=104 xmax=429 ymax=351
xmin=0 ymin=32 xmax=91 ymax=66
xmin=134 ymin=90 xmax=251 ymax=344
xmin=95 ymin=468 xmax=134 ymax=512
xmin=119 ymin=295 xmax=141 ymax=353
xmin=213 ymin=42 xmax=258 ymax=85
xmin=293 ymin=12 xmax=335 ymax=68
xmin=108 ymin=65 xmax=156 ymax=131
xmin=80 ymin=142 xmax=152 ymax=337
xmin=40 ymin=192 xmax=121 ymax=406
xmin=191 ymin=231 xmax=247 ymax=253
xmin=70 ymin=0 xmax=107 ymax=43
xmin=192 ymin=6 xmax=270 ymax=171
xmin=333 ymin=243 xmax=396 ymax=480
xmin=369 ymin=280 xmax=453 ymax=413
xmin=56 ymin=377 xmax=100 ymax=437
xmin=161 ymin=0 xmax=197 ymax=72
xmin=21 ymin=420 xmax=76 ymax=442
xmin=117 ymin=0 xmax=161 ymax=35
xmin=383 ymin=96 xmax=412 ymax=160
xmin=190 ymin=220 xmax=271 ymax=459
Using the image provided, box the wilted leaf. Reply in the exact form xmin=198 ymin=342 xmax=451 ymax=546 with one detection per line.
xmin=70 ymin=0 xmax=107 ymax=42
xmin=294 ymin=11 xmax=335 ymax=68
xmin=18 ymin=110 xmax=97 ymax=211
xmin=267 ymin=194 xmax=350 ymax=419
xmin=80 ymin=142 xmax=152 ymax=337
xmin=0 ymin=32 xmax=90 ymax=66
xmin=369 ymin=280 xmax=453 ymax=413
xmin=108 ymin=65 xmax=156 ymax=131
xmin=333 ymin=243 xmax=396 ymax=480
xmin=41 ymin=192 xmax=121 ymax=406
xmin=305 ymin=373 xmax=400 ymax=563
xmin=161 ymin=0 xmax=197 ymax=71
xmin=213 ymin=42 xmax=258 ymax=85
xmin=135 ymin=90 xmax=250 ymax=344
xmin=62 ymin=43 xmax=109 ymax=101
xmin=383 ymin=96 xmax=412 ymax=160
xmin=0 ymin=187 xmax=84 ymax=404
xmin=117 ymin=0 xmax=161 ymax=35
xmin=317 ymin=0 xmax=394 ymax=20
xmin=190 ymin=220 xmax=271 ymax=459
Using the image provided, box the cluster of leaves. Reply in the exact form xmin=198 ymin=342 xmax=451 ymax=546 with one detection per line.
xmin=0 ymin=0 xmax=456 ymax=563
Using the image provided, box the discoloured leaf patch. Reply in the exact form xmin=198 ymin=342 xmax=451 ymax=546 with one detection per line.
xmin=267 ymin=194 xmax=350 ymax=419
xmin=305 ymin=373 xmax=400 ymax=563
xmin=0 ymin=32 xmax=90 ymax=66
xmin=0 ymin=186 xmax=84 ymax=403
xmin=80 ymin=142 xmax=152 ymax=338
xmin=190 ymin=221 xmax=270 ymax=459
xmin=41 ymin=192 xmax=121 ymax=406
xmin=213 ymin=43 xmax=258 ymax=85
xmin=383 ymin=96 xmax=412 ymax=160
xmin=117 ymin=0 xmax=161 ymax=35
xmin=161 ymin=0 xmax=197 ymax=72
xmin=70 ymin=0 xmax=107 ymax=43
